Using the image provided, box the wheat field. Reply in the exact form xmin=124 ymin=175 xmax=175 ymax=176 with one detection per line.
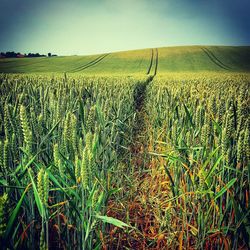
xmin=0 ymin=71 xmax=249 ymax=249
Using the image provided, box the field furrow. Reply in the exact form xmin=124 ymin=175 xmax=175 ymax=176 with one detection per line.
xmin=70 ymin=53 xmax=110 ymax=73
xmin=201 ymin=47 xmax=231 ymax=71
xmin=203 ymin=47 xmax=232 ymax=70
xmin=147 ymin=49 xmax=154 ymax=75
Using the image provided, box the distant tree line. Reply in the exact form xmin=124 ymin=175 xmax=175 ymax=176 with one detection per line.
xmin=0 ymin=51 xmax=57 ymax=58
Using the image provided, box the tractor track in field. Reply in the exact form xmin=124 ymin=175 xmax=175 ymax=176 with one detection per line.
xmin=147 ymin=49 xmax=154 ymax=75
xmin=106 ymin=49 xmax=159 ymax=249
xmin=131 ymin=47 xmax=158 ymax=180
xmin=68 ymin=53 xmax=110 ymax=73
xmin=153 ymin=48 xmax=158 ymax=76
xmin=201 ymin=47 xmax=231 ymax=70
xmin=147 ymin=48 xmax=158 ymax=76
xmin=133 ymin=48 xmax=158 ymax=143
xmin=203 ymin=47 xmax=232 ymax=69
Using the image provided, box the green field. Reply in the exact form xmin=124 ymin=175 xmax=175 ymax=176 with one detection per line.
xmin=0 ymin=46 xmax=250 ymax=249
xmin=1 ymin=46 xmax=250 ymax=74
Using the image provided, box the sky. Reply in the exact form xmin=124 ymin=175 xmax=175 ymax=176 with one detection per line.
xmin=0 ymin=0 xmax=250 ymax=55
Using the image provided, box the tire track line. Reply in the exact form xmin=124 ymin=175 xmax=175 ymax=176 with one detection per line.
xmin=201 ymin=47 xmax=230 ymax=71
xmin=67 ymin=54 xmax=105 ymax=73
xmin=107 ymin=48 xmax=159 ymax=249
xmin=68 ymin=53 xmax=110 ymax=73
xmin=147 ymin=49 xmax=154 ymax=75
xmin=203 ymin=47 xmax=232 ymax=70
xmin=153 ymin=48 xmax=158 ymax=76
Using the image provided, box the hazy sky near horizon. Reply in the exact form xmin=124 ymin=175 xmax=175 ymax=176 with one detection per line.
xmin=0 ymin=0 xmax=249 ymax=55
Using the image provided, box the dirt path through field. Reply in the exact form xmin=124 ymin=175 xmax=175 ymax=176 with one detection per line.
xmin=104 ymin=48 xmax=167 ymax=249
xmin=132 ymin=48 xmax=158 ymax=170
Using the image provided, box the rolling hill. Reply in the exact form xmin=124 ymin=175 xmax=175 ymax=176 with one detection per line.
xmin=0 ymin=46 xmax=250 ymax=74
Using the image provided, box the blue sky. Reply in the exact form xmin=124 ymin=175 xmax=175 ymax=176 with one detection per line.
xmin=0 ymin=0 xmax=249 ymax=55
